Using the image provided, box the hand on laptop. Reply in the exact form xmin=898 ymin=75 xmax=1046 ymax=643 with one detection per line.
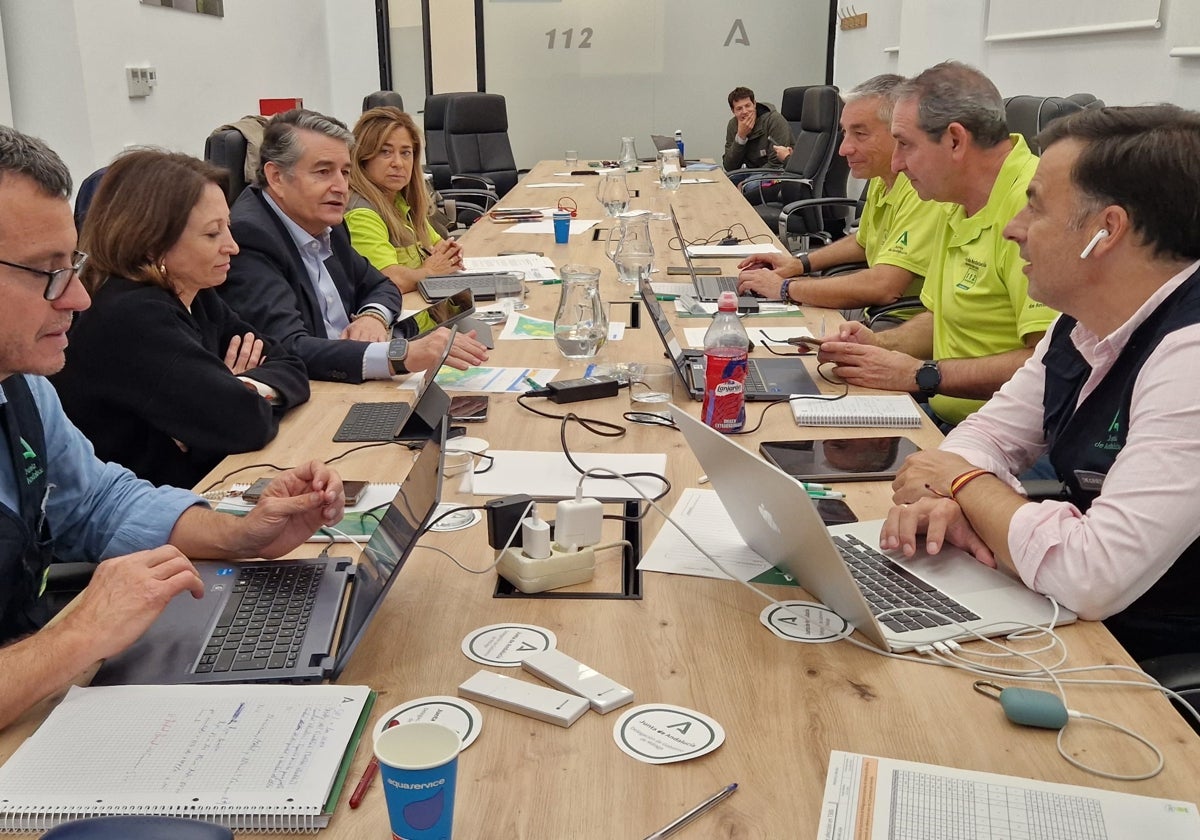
xmin=237 ymin=460 xmax=346 ymax=559
xmin=879 ymin=497 xmax=996 ymax=567
xmin=736 ymin=251 xmax=795 ymax=276
xmin=736 ymin=268 xmax=784 ymax=300
xmin=407 ymin=327 xmax=489 ymax=373
xmin=67 ymin=546 xmax=205 ymax=660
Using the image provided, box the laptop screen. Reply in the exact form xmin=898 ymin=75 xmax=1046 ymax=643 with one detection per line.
xmin=331 ymin=425 xmax=445 ymax=676
xmin=639 ymin=276 xmax=691 ymax=380
xmin=668 ymin=204 xmax=700 ymax=284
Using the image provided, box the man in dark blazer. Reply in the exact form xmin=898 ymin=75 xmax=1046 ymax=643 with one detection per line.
xmin=220 ymin=109 xmax=488 ymax=383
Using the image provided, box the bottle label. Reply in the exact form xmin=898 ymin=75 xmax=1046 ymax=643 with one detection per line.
xmin=702 ymin=351 xmax=747 ymax=432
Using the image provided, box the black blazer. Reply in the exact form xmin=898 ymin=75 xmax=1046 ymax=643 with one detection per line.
xmin=52 ymin=276 xmax=309 ymax=488
xmin=220 ymin=186 xmax=403 ymax=383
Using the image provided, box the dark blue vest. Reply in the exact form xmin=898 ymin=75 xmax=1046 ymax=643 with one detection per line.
xmin=1042 ymin=269 xmax=1200 ymax=659
xmin=0 ymin=376 xmax=54 ymax=643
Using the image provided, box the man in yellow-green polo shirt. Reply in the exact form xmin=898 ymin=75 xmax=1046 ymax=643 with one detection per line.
xmin=737 ymin=74 xmax=946 ymax=316
xmin=819 ymin=62 xmax=1056 ymax=427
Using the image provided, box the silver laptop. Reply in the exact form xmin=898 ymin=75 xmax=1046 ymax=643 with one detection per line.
xmin=639 ymin=276 xmax=819 ymax=401
xmin=92 ymin=427 xmax=446 ymax=685
xmin=669 ymin=405 xmax=1075 ymax=652
xmin=668 ymin=205 xmax=780 ymax=302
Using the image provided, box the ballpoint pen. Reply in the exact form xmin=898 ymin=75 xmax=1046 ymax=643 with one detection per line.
xmin=801 ymin=482 xmax=832 ymax=491
xmin=643 ymin=782 xmax=738 ymax=839
xmin=348 ymin=719 xmax=400 ymax=808
xmin=542 ymin=278 xmax=563 ymax=285
xmin=524 ymin=376 xmax=543 ymax=390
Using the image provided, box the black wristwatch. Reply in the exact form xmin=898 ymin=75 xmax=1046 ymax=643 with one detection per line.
xmin=915 ymin=360 xmax=941 ymax=398
xmin=387 ymin=337 xmax=410 ymax=376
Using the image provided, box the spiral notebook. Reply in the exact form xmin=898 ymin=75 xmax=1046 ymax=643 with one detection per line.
xmin=791 ymin=395 xmax=923 ymax=428
xmin=0 ymin=683 xmax=374 ymax=833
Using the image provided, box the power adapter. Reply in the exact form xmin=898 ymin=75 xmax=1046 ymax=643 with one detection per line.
xmin=719 ymin=235 xmax=740 ymax=246
xmin=555 ymin=494 xmax=603 ymax=551
xmin=486 ymin=493 xmax=533 ymax=550
xmin=496 ymin=544 xmax=596 ymax=593
xmin=544 ymin=376 xmax=620 ymax=404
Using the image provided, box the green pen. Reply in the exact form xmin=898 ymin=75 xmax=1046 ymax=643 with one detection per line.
xmin=801 ymin=482 xmax=832 ymax=491
xmin=807 ymin=489 xmax=845 ymax=500
xmin=542 ymin=278 xmax=563 ymax=285
xmin=524 ymin=376 xmax=543 ymax=390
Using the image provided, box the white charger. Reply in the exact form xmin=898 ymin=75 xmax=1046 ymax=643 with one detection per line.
xmin=554 ymin=492 xmax=603 ymax=552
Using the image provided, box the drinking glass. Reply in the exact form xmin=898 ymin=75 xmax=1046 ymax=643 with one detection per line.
xmin=494 ymin=271 xmax=526 ymax=311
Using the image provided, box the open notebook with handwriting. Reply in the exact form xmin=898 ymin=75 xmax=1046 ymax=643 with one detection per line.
xmin=0 ymin=684 xmax=374 ymax=833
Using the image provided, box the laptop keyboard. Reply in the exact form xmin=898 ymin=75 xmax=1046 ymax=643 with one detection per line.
xmin=833 ymin=535 xmax=980 ymax=632
xmin=196 ymin=564 xmax=325 ymax=674
xmin=697 ymin=275 xmax=739 ymax=298
xmin=421 ymin=275 xmax=498 ymax=299
xmin=744 ymin=362 xmax=767 ymax=394
xmin=333 ymin=402 xmax=410 ymax=442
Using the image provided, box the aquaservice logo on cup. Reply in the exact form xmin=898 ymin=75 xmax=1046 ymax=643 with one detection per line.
xmin=402 ymin=786 xmax=447 ymax=831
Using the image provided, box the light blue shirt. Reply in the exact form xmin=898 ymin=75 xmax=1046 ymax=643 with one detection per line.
xmin=0 ymin=376 xmax=203 ymax=561
xmin=261 ymin=193 xmax=393 ymax=380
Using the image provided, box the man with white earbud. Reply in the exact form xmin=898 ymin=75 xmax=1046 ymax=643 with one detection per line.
xmin=885 ymin=104 xmax=1200 ymax=662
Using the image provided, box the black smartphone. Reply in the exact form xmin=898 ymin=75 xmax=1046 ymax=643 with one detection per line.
xmin=240 ymin=476 xmax=273 ymax=504
xmin=449 ymin=395 xmax=489 ymax=422
xmin=816 ymin=498 xmax=858 ymax=526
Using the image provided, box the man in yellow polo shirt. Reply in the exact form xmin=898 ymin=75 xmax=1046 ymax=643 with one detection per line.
xmin=819 ymin=62 xmax=1056 ymax=427
xmin=737 ymin=74 xmax=946 ymax=316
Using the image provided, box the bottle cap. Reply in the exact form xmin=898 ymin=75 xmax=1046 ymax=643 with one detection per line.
xmin=717 ymin=290 xmax=737 ymax=311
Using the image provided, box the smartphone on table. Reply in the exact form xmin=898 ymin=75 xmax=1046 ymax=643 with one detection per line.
xmin=449 ymin=395 xmax=490 ymax=422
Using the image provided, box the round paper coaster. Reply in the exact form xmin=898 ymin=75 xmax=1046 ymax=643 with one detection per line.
xmin=446 ymin=436 xmax=489 ymax=454
xmin=372 ymin=696 xmax=483 ymax=750
xmin=429 ymin=504 xmax=481 ymax=532
xmin=612 ymin=704 xmax=725 ymax=764
xmin=461 ymin=623 xmax=557 ymax=666
xmin=759 ymin=600 xmax=853 ymax=643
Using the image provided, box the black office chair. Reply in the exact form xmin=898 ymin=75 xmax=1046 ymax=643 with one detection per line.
xmin=1065 ymin=92 xmax=1105 ymax=110
xmin=443 ymin=92 xmax=522 ymax=197
xmin=40 ymin=816 xmax=232 ymax=840
xmin=778 ymin=85 xmax=812 ymax=148
xmin=739 ymin=86 xmax=843 ymax=235
xmin=203 ymin=128 xmax=251 ymax=205
xmin=362 ymin=90 xmax=404 ymax=112
xmin=420 ymin=92 xmax=497 ymax=229
xmin=1002 ymin=95 xmax=1083 ymax=153
xmin=73 ymin=167 xmax=108 ymax=234
xmin=1139 ymin=655 xmax=1200 ymax=734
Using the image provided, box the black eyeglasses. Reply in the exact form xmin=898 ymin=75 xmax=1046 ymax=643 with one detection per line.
xmin=0 ymin=250 xmax=88 ymax=301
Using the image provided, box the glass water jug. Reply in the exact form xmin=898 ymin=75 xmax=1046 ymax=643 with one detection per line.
xmin=605 ymin=211 xmax=655 ymax=286
xmin=553 ymin=264 xmax=607 ymax=359
xmin=595 ymin=168 xmax=630 ymax=217
xmin=619 ymin=136 xmax=638 ymax=171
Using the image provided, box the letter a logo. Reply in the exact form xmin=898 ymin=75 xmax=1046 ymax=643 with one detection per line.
xmin=725 ymin=19 xmax=749 ymax=46
xmin=896 ymin=231 xmax=909 ymax=247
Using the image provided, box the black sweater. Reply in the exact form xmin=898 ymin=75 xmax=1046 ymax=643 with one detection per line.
xmin=52 ymin=276 xmax=309 ymax=488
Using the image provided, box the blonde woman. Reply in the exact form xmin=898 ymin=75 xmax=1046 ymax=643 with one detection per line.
xmin=346 ymin=106 xmax=463 ymax=293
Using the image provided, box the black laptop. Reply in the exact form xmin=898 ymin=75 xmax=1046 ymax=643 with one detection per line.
xmin=92 ymin=426 xmax=445 ymax=686
xmin=638 ymin=276 xmax=818 ymax=401
xmin=669 ymin=205 xmax=781 ymax=303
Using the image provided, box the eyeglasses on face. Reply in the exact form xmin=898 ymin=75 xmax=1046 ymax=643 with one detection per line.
xmin=0 ymin=250 xmax=88 ymax=300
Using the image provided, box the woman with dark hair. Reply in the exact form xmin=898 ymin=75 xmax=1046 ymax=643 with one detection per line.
xmin=51 ymin=150 xmax=309 ymax=487
xmin=346 ymin=106 xmax=464 ymax=293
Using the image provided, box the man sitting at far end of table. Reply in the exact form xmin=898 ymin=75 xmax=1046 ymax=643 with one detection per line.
xmin=0 ymin=126 xmax=346 ymax=730
xmin=737 ymin=74 xmax=947 ymax=319
xmin=884 ymin=104 xmax=1200 ymax=660
xmin=722 ymin=86 xmax=793 ymax=172
xmin=818 ymin=62 xmax=1057 ymax=428
xmin=218 ymin=109 xmax=488 ymax=384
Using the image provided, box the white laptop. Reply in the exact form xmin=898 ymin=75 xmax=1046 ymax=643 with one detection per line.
xmin=669 ymin=405 xmax=1075 ymax=652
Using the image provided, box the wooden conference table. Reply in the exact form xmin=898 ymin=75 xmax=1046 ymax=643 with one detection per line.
xmin=8 ymin=162 xmax=1200 ymax=838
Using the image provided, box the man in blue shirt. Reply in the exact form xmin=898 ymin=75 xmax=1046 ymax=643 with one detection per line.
xmin=0 ymin=126 xmax=346 ymax=729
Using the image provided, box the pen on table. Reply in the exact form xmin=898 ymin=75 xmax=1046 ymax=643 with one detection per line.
xmin=525 ymin=376 xmax=543 ymax=390
xmin=801 ymin=482 xmax=832 ymax=491
xmin=631 ymin=293 xmax=677 ymax=301
xmin=643 ymin=782 xmax=738 ymax=840
xmin=807 ymin=489 xmax=845 ymax=500
xmin=542 ymin=278 xmax=563 ymax=285
xmin=348 ymin=719 xmax=400 ymax=808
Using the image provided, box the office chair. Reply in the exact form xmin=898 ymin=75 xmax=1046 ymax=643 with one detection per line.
xmin=203 ymin=128 xmax=251 ymax=205
xmin=421 ymin=92 xmax=497 ymax=229
xmin=362 ymin=89 xmax=404 ymax=112
xmin=1065 ymin=92 xmax=1105 ymax=110
xmin=1138 ymin=655 xmax=1200 ymax=735
xmin=73 ymin=167 xmax=108 ymax=234
xmin=40 ymin=816 xmax=232 ymax=839
xmin=778 ymin=85 xmax=812 ymax=149
xmin=1002 ymin=95 xmax=1083 ymax=153
xmin=739 ymin=86 xmax=842 ymax=237
xmin=443 ymin=92 xmax=523 ymax=197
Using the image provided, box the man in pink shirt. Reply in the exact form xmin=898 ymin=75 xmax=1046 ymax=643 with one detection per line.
xmin=882 ymin=104 xmax=1200 ymax=661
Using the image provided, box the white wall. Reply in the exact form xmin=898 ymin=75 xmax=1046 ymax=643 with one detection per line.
xmin=0 ymin=0 xmax=377 ymax=192
xmin=833 ymin=0 xmax=1200 ymax=109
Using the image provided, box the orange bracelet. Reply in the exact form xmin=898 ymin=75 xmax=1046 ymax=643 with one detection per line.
xmin=949 ymin=468 xmax=992 ymax=499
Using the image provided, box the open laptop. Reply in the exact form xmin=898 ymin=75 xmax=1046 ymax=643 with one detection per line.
xmin=669 ymin=405 xmax=1075 ymax=652
xmin=418 ymin=271 xmax=512 ymax=302
xmin=648 ymin=134 xmax=696 ymax=165
xmin=664 ymin=205 xmax=781 ymax=303
xmin=93 ymin=426 xmax=446 ymax=685
xmin=639 ymin=276 xmax=819 ymax=401
xmin=332 ymin=326 xmax=457 ymax=443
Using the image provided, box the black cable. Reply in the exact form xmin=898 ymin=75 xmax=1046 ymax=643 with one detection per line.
xmin=516 ymin=392 xmax=626 ymax=437
xmin=558 ymin=413 xmax=673 ymax=502
xmin=730 ymin=376 xmax=849 ymax=436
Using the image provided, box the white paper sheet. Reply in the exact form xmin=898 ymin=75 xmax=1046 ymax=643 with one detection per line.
xmin=637 ymin=488 xmax=775 ymax=581
xmin=470 ymin=451 xmax=668 ymax=500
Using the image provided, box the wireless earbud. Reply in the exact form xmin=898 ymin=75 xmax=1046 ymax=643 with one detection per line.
xmin=1079 ymin=229 xmax=1110 ymax=259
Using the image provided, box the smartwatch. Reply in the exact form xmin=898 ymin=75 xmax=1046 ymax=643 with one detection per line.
xmin=387 ymin=337 xmax=410 ymax=376
xmin=915 ymin=360 xmax=941 ymax=398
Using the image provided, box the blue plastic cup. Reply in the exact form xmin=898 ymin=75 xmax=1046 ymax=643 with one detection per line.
xmin=553 ymin=211 xmax=571 ymax=244
xmin=375 ymin=722 xmax=461 ymax=839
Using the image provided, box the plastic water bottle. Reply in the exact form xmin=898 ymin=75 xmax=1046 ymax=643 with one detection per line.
xmin=674 ymin=129 xmax=685 ymax=161
xmin=702 ymin=291 xmax=748 ymax=433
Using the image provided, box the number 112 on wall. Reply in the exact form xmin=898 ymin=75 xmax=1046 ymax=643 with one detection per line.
xmin=546 ymin=27 xmax=593 ymax=48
